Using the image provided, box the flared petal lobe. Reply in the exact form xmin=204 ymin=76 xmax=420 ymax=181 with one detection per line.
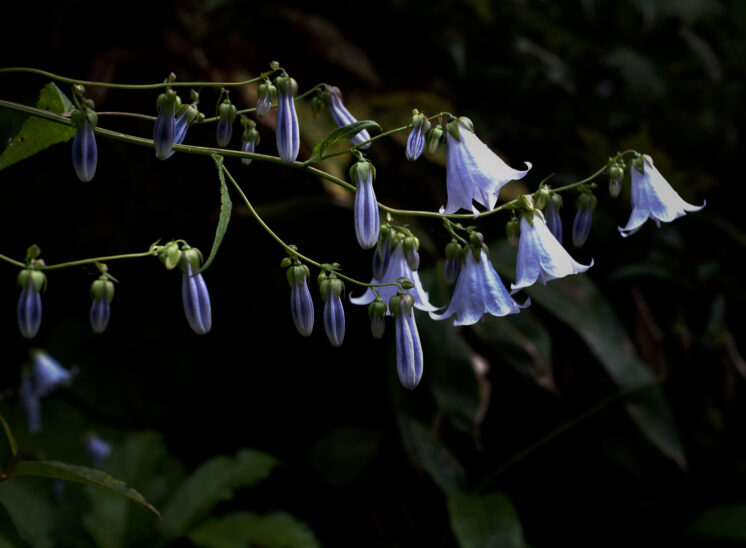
xmin=512 ymin=216 xmax=593 ymax=291
xmin=443 ymin=123 xmax=531 ymax=214
xmin=323 ymin=293 xmax=345 ymax=347
xmin=72 ymin=118 xmax=97 ymax=182
xmin=618 ymin=155 xmax=705 ymax=237
xmin=182 ymin=263 xmax=212 ymax=334
xmin=395 ymin=299 xmax=424 ymax=390
xmin=431 ymin=250 xmax=525 ymax=325
xmin=290 ymin=279 xmax=314 ymax=336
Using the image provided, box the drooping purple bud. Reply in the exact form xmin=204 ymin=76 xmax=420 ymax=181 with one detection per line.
xmin=241 ymin=140 xmax=255 ymax=166
xmin=543 ymin=194 xmax=563 ymax=244
xmin=350 ymin=160 xmax=379 ymax=249
xmin=288 ymin=265 xmax=314 ymax=337
xmin=216 ymin=100 xmax=237 ymax=147
xmin=572 ymin=193 xmax=596 ymax=247
xmin=240 ymin=117 xmax=261 ymax=166
xmin=17 ymin=269 xmax=45 ymax=339
xmin=89 ymin=296 xmax=110 ymax=334
xmin=154 ymin=104 xmax=176 ymax=160
xmin=405 ymin=110 xmax=431 ymax=162
xmin=327 ymin=86 xmax=371 ymax=150
xmin=182 ymin=262 xmax=212 ymax=335
xmin=274 ymin=75 xmax=300 ymax=164
xmin=390 ymin=293 xmax=423 ymax=390
xmin=320 ymin=276 xmax=345 ymax=347
xmin=403 ymin=237 xmax=420 ymax=271
xmin=256 ymin=81 xmax=276 ymax=117
xmin=72 ymin=118 xmax=97 ymax=182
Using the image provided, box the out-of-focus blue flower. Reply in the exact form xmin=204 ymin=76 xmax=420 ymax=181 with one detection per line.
xmin=327 ymin=86 xmax=371 ymax=150
xmin=72 ymin=117 xmax=97 ymax=182
xmin=320 ymin=275 xmax=345 ymax=347
xmin=431 ymin=249 xmax=526 ymax=325
xmin=443 ymin=118 xmax=531 ymax=215
xmin=351 ymin=243 xmax=438 ymax=314
xmin=181 ymin=254 xmax=212 ymax=335
xmin=618 ymin=154 xmax=705 ymax=237
xmin=85 ymin=433 xmax=113 ymax=468
xmin=20 ymin=369 xmax=41 ymax=434
xmin=350 ymin=160 xmax=380 ymax=249
xmin=572 ymin=192 xmax=596 ymax=247
xmin=17 ymin=269 xmax=45 ymax=339
xmin=511 ymin=213 xmax=593 ymax=291
xmin=32 ymin=350 xmax=74 ymax=397
xmin=275 ymin=75 xmax=300 ymax=164
xmin=405 ymin=111 xmax=431 ymax=162
xmin=390 ymin=293 xmax=423 ymax=390
xmin=543 ymin=193 xmax=563 ymax=244
xmin=288 ymin=263 xmax=314 ymax=337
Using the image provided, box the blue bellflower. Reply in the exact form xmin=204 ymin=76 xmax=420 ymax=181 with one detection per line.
xmin=618 ymin=155 xmax=705 ymax=237
xmin=391 ymin=294 xmax=424 ymax=390
xmin=511 ymin=214 xmax=593 ymax=291
xmin=290 ymin=278 xmax=314 ymax=337
xmin=323 ymin=291 xmax=345 ymax=347
xmin=32 ymin=351 xmax=74 ymax=397
xmin=328 ymin=87 xmax=371 ymax=150
xmin=72 ymin=118 xmax=97 ymax=182
xmin=351 ymin=244 xmax=438 ymax=314
xmin=443 ymin=120 xmax=531 ymax=215
xmin=85 ymin=434 xmax=113 ymax=468
xmin=182 ymin=263 xmax=212 ymax=334
xmin=431 ymin=249 xmax=526 ymax=325
xmin=351 ymin=160 xmax=380 ymax=249
xmin=275 ymin=76 xmax=300 ymax=164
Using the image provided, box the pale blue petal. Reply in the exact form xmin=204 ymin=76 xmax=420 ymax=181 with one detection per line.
xmin=323 ymin=294 xmax=345 ymax=347
xmin=276 ymin=89 xmax=300 ymax=164
xmin=395 ymin=308 xmax=423 ymax=390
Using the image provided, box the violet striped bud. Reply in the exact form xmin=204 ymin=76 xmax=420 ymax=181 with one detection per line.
xmin=326 ymin=86 xmax=371 ymax=150
xmin=543 ymin=193 xmax=563 ymax=244
xmin=90 ymin=277 xmax=115 ymax=334
xmin=350 ymin=159 xmax=380 ymax=249
xmin=256 ymin=80 xmax=276 ymax=117
xmin=405 ymin=110 xmax=431 ymax=162
xmin=287 ymin=262 xmax=314 ymax=336
xmin=319 ymin=272 xmax=345 ymax=347
xmin=180 ymin=247 xmax=212 ymax=334
xmin=444 ymin=240 xmax=462 ymax=284
xmin=71 ymin=107 xmax=98 ymax=182
xmin=154 ymin=90 xmax=180 ymax=160
xmin=572 ymin=192 xmax=596 ymax=247
xmin=240 ymin=117 xmax=261 ymax=166
xmin=17 ymin=268 xmax=46 ymax=339
xmin=165 ymin=100 xmax=200 ymax=159
xmin=368 ymin=296 xmax=387 ymax=339
xmin=216 ymin=99 xmax=237 ymax=147
xmin=274 ymin=75 xmax=300 ymax=164
xmin=389 ymin=292 xmax=423 ymax=390
xmin=403 ymin=236 xmax=420 ymax=271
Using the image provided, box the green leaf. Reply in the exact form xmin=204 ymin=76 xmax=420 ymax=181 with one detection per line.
xmin=199 ymin=156 xmax=233 ymax=274
xmin=448 ymin=492 xmax=526 ymax=548
xmin=161 ymin=449 xmax=278 ymax=537
xmin=0 ymin=535 xmax=17 ymax=548
xmin=688 ymin=504 xmax=746 ymax=541
xmin=9 ymin=459 xmax=160 ymax=518
xmin=188 ymin=511 xmax=321 ymax=548
xmin=522 ymin=274 xmax=686 ymax=468
xmin=0 ymin=413 xmax=17 ymax=457
xmin=304 ymin=120 xmax=381 ymax=164
xmin=398 ymin=416 xmax=467 ymax=494
xmin=0 ymin=82 xmax=76 ymax=171
xmin=0 ymin=479 xmax=55 ymax=548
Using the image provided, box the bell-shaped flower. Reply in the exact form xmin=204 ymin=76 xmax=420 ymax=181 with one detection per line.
xmin=618 ymin=155 xmax=705 ymax=237
xmin=32 ymin=350 xmax=74 ymax=397
xmin=431 ymin=248 xmax=526 ymax=325
xmin=85 ymin=433 xmax=113 ymax=468
xmin=390 ymin=293 xmax=424 ymax=390
xmin=275 ymin=75 xmax=300 ymax=164
xmin=287 ymin=263 xmax=314 ymax=336
xmin=443 ymin=118 xmax=531 ymax=215
xmin=405 ymin=110 xmax=430 ymax=162
xmin=20 ymin=369 xmax=41 ymax=434
xmin=511 ymin=213 xmax=593 ymax=291
xmin=72 ymin=117 xmax=97 ymax=182
xmin=351 ymin=160 xmax=380 ymax=249
xmin=351 ymin=243 xmax=438 ymax=314
xmin=327 ymin=86 xmax=371 ymax=150
xmin=320 ymin=274 xmax=345 ymax=347
xmin=181 ymin=249 xmax=212 ymax=334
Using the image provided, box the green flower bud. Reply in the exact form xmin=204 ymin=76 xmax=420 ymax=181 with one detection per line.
xmin=426 ymin=125 xmax=445 ymax=155
xmin=159 ymin=242 xmax=183 ymax=270
xmin=608 ymin=161 xmax=624 ymax=198
xmin=534 ymin=184 xmax=551 ymax=211
xmin=91 ymin=277 xmax=115 ymax=302
xmin=180 ymin=246 xmax=203 ymax=271
xmin=506 ymin=217 xmax=521 ymax=247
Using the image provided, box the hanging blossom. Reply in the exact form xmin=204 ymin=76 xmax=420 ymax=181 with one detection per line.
xmin=511 ymin=205 xmax=593 ymax=291
xmin=390 ymin=293 xmax=424 ymax=390
xmin=442 ymin=117 xmax=531 ymax=215
xmin=431 ymin=246 xmax=527 ymax=325
xmin=326 ymin=86 xmax=371 ymax=150
xmin=351 ymin=240 xmax=438 ymax=314
xmin=618 ymin=154 xmax=705 ymax=237
xmin=350 ymin=159 xmax=380 ymax=249
xmin=275 ymin=75 xmax=300 ymax=164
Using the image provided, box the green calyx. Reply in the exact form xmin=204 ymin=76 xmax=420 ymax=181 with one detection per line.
xmin=426 ymin=125 xmax=444 ymax=154
xmin=218 ymin=100 xmax=238 ymax=122
xmin=274 ymin=75 xmax=298 ymax=97
xmin=445 ymin=239 xmax=462 ymax=260
xmin=180 ymin=246 xmax=203 ymax=271
xmin=534 ymin=184 xmax=551 ymax=211
xmin=158 ymin=242 xmax=183 ymax=270
xmin=286 ymin=262 xmax=309 ymax=287
xmin=577 ymin=190 xmax=597 ymax=211
xmin=368 ymin=297 xmax=387 ymax=320
xmin=506 ymin=217 xmax=520 ymax=247
xmin=318 ymin=271 xmax=343 ymax=301
xmin=389 ymin=291 xmax=413 ymax=317
xmin=349 ymin=159 xmax=376 ymax=184
xmin=91 ymin=277 xmax=115 ymax=302
xmin=17 ymin=268 xmax=47 ymax=293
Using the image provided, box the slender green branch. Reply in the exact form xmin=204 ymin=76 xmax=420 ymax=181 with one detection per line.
xmin=97 ymin=111 xmax=157 ymax=122
xmin=0 ymin=254 xmax=25 ymax=268
xmin=201 ymin=83 xmax=326 ymax=123
xmin=0 ymin=66 xmax=281 ymax=90
xmin=0 ymin=250 xmax=158 ymax=271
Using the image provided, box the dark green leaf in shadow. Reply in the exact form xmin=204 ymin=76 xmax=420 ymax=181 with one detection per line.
xmin=310 ymin=427 xmax=382 ymax=487
xmin=198 ymin=156 xmax=232 ymax=274
xmin=688 ymin=504 xmax=746 ymax=541
xmin=160 ymin=449 xmax=278 ymax=538
xmin=0 ymin=82 xmax=76 ymax=171
xmin=448 ymin=492 xmax=526 ymax=548
xmin=304 ymin=121 xmax=381 ymax=165
xmin=188 ymin=511 xmax=320 ymax=548
xmin=0 ymin=479 xmax=56 ymax=548
xmin=0 ymin=413 xmax=17 ymax=457
xmin=397 ymin=416 xmax=467 ymax=494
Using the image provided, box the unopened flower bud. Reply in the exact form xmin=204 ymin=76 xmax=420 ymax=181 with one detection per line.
xmin=180 ymin=248 xmax=211 ymax=334
xmin=256 ymin=81 xmax=276 ymax=117
xmin=403 ymin=236 xmax=420 ymax=271
xmin=154 ymin=90 xmax=180 ymax=160
xmin=350 ymin=160 xmax=380 ymax=249
xmin=321 ymin=274 xmax=345 ymax=347
xmin=368 ymin=297 xmax=387 ymax=339
xmin=426 ymin=125 xmax=445 ymax=155
xmin=17 ymin=269 xmax=46 ymax=339
xmin=506 ymin=217 xmax=521 ymax=247
xmin=572 ymin=192 xmax=597 ymax=247
xmin=543 ymin=193 xmax=563 ymax=243
xmin=71 ymin=107 xmax=98 ymax=182
xmin=405 ymin=110 xmax=431 ymax=162
xmin=325 ymin=86 xmax=371 ymax=149
xmin=390 ymin=292 xmax=423 ymax=389
xmin=444 ymin=240 xmax=462 ymax=283
xmin=158 ymin=242 xmax=183 ymax=270
xmin=608 ymin=161 xmax=624 ymax=198
xmin=90 ymin=277 xmax=115 ymax=334
xmin=274 ymin=75 xmax=300 ymax=164
xmin=534 ymin=185 xmax=551 ymax=211
xmin=216 ymin=100 xmax=237 ymax=147
xmin=288 ymin=263 xmax=314 ymax=336
xmin=240 ymin=117 xmax=261 ymax=166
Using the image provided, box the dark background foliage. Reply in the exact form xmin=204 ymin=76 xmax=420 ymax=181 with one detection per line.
xmin=1 ymin=0 xmax=745 ymax=546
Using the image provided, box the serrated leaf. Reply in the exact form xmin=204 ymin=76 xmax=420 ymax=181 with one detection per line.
xmin=9 ymin=459 xmax=160 ymax=517
xmin=0 ymin=480 xmax=55 ymax=548
xmin=0 ymin=412 xmax=17 ymax=457
xmin=448 ymin=492 xmax=526 ymax=548
xmin=199 ymin=156 xmax=232 ymax=274
xmin=188 ymin=511 xmax=321 ymax=548
xmin=161 ymin=449 xmax=278 ymax=537
xmin=304 ymin=120 xmax=381 ymax=164
xmin=0 ymin=82 xmax=76 ymax=171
